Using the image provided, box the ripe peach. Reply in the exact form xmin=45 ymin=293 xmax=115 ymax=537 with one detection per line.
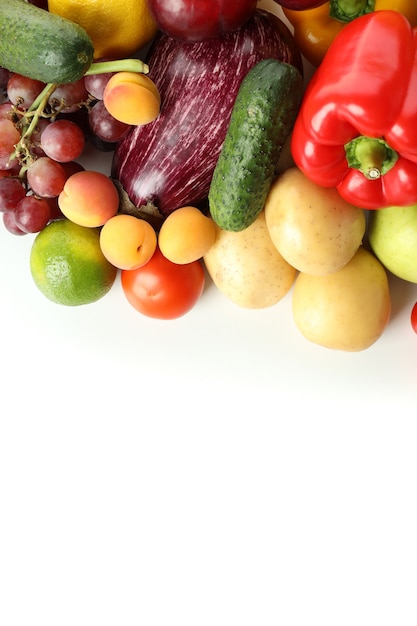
xmin=58 ymin=170 xmax=119 ymax=227
xmin=103 ymin=71 xmax=161 ymax=126
xmin=99 ymin=213 xmax=157 ymax=270
xmin=158 ymin=206 xmax=217 ymax=264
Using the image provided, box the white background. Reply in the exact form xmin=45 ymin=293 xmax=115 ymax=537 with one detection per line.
xmin=1 ymin=1 xmax=417 ymax=625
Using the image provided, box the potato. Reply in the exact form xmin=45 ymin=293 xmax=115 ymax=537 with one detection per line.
xmin=292 ymin=246 xmax=391 ymax=351
xmin=203 ymin=211 xmax=297 ymax=308
xmin=264 ymin=166 xmax=366 ymax=275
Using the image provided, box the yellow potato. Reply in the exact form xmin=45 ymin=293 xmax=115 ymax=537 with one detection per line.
xmin=203 ymin=211 xmax=297 ymax=308
xmin=264 ymin=166 xmax=366 ymax=275
xmin=292 ymin=246 xmax=391 ymax=351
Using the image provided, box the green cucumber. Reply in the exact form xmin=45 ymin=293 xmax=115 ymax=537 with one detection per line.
xmin=0 ymin=0 xmax=94 ymax=84
xmin=208 ymin=58 xmax=303 ymax=232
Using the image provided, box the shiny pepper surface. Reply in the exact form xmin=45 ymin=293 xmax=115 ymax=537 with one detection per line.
xmin=291 ymin=11 xmax=417 ymax=209
xmin=283 ymin=0 xmax=417 ymax=67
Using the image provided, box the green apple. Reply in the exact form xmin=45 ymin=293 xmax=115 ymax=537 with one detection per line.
xmin=368 ymin=205 xmax=417 ymax=283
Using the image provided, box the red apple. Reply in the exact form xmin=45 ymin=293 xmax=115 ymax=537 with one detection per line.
xmin=146 ymin=0 xmax=257 ymax=43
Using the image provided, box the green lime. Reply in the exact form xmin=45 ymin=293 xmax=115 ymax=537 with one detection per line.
xmin=30 ymin=219 xmax=117 ymax=306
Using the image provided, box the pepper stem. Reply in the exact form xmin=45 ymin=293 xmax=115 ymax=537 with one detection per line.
xmin=329 ymin=0 xmax=375 ymax=22
xmin=344 ymin=136 xmax=398 ymax=180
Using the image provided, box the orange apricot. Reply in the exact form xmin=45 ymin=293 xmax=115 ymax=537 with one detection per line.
xmin=58 ymin=170 xmax=119 ymax=228
xmin=103 ymin=71 xmax=161 ymax=126
xmin=99 ymin=213 xmax=157 ymax=270
xmin=158 ymin=206 xmax=217 ymax=264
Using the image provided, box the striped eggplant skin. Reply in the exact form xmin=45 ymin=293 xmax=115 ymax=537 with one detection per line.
xmin=111 ymin=9 xmax=303 ymax=217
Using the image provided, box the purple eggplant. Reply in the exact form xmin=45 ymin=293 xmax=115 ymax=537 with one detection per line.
xmin=111 ymin=9 xmax=302 ymax=217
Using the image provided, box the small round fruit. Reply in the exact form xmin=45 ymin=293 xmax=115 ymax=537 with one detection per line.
xmin=15 ymin=195 xmax=51 ymax=233
xmin=30 ymin=219 xmax=117 ymax=306
xmin=40 ymin=119 xmax=85 ymax=162
xmin=121 ymin=246 xmax=205 ymax=319
xmin=158 ymin=206 xmax=217 ymax=264
xmin=58 ymin=170 xmax=119 ymax=227
xmin=103 ymin=72 xmax=161 ymax=126
xmin=100 ymin=213 xmax=157 ymax=270
xmin=26 ymin=156 xmax=67 ymax=197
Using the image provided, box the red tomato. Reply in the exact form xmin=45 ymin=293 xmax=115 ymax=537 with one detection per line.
xmin=121 ymin=246 xmax=205 ymax=319
xmin=411 ymin=302 xmax=417 ymax=334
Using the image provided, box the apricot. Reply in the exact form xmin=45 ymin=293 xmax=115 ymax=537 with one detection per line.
xmin=99 ymin=213 xmax=157 ymax=270
xmin=58 ymin=170 xmax=119 ymax=228
xmin=103 ymin=71 xmax=161 ymax=126
xmin=158 ymin=206 xmax=217 ymax=264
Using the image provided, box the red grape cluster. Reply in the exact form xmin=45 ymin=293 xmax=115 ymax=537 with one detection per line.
xmin=0 ymin=66 xmax=132 ymax=236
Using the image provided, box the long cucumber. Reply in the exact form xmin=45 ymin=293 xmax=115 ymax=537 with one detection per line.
xmin=208 ymin=58 xmax=303 ymax=232
xmin=0 ymin=0 xmax=94 ymax=84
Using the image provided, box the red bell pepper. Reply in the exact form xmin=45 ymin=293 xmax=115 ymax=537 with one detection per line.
xmin=291 ymin=10 xmax=417 ymax=209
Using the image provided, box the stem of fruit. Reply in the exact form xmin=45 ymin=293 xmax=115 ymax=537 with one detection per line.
xmin=11 ymin=82 xmax=58 ymax=176
xmin=9 ymin=59 xmax=148 ymax=175
xmin=329 ymin=0 xmax=375 ymax=22
xmin=21 ymin=82 xmax=59 ymax=140
xmin=85 ymin=58 xmax=149 ymax=76
xmin=344 ymin=135 xmax=398 ymax=179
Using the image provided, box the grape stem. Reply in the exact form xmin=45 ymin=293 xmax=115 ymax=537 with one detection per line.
xmin=9 ymin=58 xmax=148 ymax=174
xmin=10 ymin=82 xmax=59 ymax=174
xmin=21 ymin=83 xmax=59 ymax=139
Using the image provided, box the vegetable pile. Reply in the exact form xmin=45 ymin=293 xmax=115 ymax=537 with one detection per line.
xmin=1 ymin=0 xmax=417 ymax=350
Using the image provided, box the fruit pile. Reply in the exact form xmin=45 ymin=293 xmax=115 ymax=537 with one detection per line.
xmin=0 ymin=60 xmax=159 ymax=235
xmin=1 ymin=0 xmax=417 ymax=352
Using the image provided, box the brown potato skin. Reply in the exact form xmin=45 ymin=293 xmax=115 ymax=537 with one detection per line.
xmin=264 ymin=167 xmax=366 ymax=276
xmin=203 ymin=211 xmax=296 ymax=309
xmin=292 ymin=247 xmax=391 ymax=351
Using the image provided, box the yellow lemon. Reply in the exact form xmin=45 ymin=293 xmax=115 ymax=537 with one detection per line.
xmin=47 ymin=0 xmax=159 ymax=59
xmin=30 ymin=219 xmax=117 ymax=306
